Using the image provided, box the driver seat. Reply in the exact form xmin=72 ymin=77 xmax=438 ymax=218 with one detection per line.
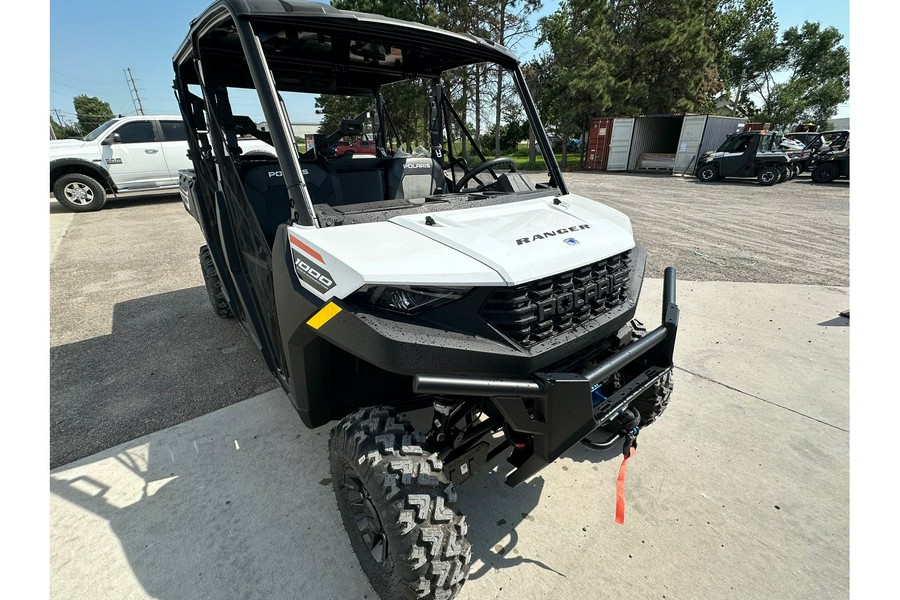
xmin=386 ymin=157 xmax=444 ymax=199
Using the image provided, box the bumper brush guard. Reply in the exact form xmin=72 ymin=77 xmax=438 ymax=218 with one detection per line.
xmin=414 ymin=267 xmax=680 ymax=486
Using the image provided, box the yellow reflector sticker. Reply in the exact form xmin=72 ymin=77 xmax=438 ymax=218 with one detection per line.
xmin=307 ymin=302 xmax=342 ymax=330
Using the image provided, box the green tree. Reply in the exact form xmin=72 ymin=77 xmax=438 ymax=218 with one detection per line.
xmin=539 ymin=1 xmax=720 ymax=125
xmin=50 ymin=117 xmax=81 ymax=140
xmin=734 ymin=21 xmax=849 ymax=129
xmin=72 ymin=95 xmax=114 ymax=134
xmin=713 ymin=0 xmax=779 ymax=96
xmin=315 ymin=95 xmax=372 ymax=136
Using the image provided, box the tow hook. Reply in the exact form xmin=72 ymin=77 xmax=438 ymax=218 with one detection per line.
xmin=580 ymin=408 xmax=641 ymax=453
xmin=619 ymin=410 xmax=640 ymax=457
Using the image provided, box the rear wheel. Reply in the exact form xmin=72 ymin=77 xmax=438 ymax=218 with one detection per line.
xmin=329 ymin=407 xmax=471 ymax=600
xmin=199 ymin=245 xmax=233 ymax=318
xmin=811 ymin=163 xmax=839 ymax=183
xmin=696 ymin=164 xmax=718 ymax=182
xmin=53 ymin=173 xmax=107 ymax=212
xmin=757 ymin=165 xmax=779 ymax=186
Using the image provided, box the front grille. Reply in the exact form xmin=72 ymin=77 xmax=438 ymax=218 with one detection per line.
xmin=481 ymin=250 xmax=633 ymax=348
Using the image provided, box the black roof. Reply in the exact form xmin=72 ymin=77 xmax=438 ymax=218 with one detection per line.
xmin=174 ymin=0 xmax=519 ymax=94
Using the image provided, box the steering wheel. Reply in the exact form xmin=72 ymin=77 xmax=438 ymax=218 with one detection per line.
xmin=455 ymin=157 xmax=517 ymax=192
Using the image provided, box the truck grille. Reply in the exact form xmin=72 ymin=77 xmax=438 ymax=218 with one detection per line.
xmin=481 ymin=250 xmax=632 ymax=348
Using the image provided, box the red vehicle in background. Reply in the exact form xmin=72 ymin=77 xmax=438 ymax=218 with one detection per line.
xmin=332 ymin=139 xmax=377 ymax=156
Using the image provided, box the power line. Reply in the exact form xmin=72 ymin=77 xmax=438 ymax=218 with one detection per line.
xmin=50 ymin=70 xmax=123 ymax=87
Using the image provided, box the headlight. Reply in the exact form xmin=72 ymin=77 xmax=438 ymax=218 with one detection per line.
xmin=351 ymin=285 xmax=471 ymax=314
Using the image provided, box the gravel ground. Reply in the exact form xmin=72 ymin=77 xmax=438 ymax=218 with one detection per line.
xmin=560 ymin=171 xmax=849 ymax=286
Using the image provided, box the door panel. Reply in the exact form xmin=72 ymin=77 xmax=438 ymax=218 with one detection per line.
xmin=159 ymin=120 xmax=193 ymax=185
xmin=607 ymin=118 xmax=634 ymax=172
xmin=100 ymin=120 xmax=169 ymax=189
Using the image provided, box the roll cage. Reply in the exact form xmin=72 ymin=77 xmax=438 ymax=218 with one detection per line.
xmin=173 ymin=0 xmax=565 ymax=228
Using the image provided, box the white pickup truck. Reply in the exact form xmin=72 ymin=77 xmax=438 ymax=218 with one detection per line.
xmin=49 ymin=115 xmax=274 ymax=211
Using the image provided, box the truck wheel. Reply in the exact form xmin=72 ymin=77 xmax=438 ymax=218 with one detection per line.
xmin=696 ymin=164 xmax=718 ymax=182
xmin=199 ymin=245 xmax=234 ymax=318
xmin=329 ymin=407 xmax=471 ymax=600
xmin=811 ymin=163 xmax=839 ymax=183
xmin=757 ymin=166 xmax=779 ymax=186
xmin=53 ymin=173 xmax=107 ymax=212
xmin=618 ymin=320 xmax=674 ymax=427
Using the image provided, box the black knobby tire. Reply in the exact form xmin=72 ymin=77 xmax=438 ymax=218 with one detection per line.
xmin=811 ymin=163 xmax=839 ymax=183
xmin=777 ymin=165 xmax=789 ymax=183
xmin=53 ymin=173 xmax=107 ymax=212
xmin=696 ymin=164 xmax=718 ymax=183
xmin=199 ymin=245 xmax=234 ymax=318
xmin=329 ymin=407 xmax=471 ymax=600
xmin=757 ymin=165 xmax=779 ymax=186
xmin=618 ymin=319 xmax=674 ymax=427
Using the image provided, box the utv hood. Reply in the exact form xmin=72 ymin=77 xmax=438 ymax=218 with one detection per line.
xmin=287 ymin=194 xmax=635 ymax=299
xmin=390 ymin=195 xmax=635 ymax=285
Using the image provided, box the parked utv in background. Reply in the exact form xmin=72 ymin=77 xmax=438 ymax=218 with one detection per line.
xmin=810 ymin=148 xmax=850 ymax=183
xmin=798 ymin=130 xmax=849 ymax=173
xmin=695 ymin=130 xmax=796 ymax=185
xmin=174 ymin=2 xmax=680 ymax=599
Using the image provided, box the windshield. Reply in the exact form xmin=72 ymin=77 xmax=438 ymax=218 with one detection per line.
xmin=82 ymin=118 xmax=119 ymax=141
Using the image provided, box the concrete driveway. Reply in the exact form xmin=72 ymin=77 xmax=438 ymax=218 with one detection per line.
xmin=49 ymin=173 xmax=849 ymax=599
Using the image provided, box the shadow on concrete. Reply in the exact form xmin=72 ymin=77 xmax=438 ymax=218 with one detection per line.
xmin=818 ymin=316 xmax=849 ymax=327
xmin=49 ymin=192 xmax=181 ymax=214
xmin=50 ymin=396 xmax=562 ymax=598
xmin=50 ymin=286 xmax=274 ymax=469
xmin=50 ymin=414 xmax=375 ymax=600
xmin=459 ymin=464 xmax=565 ymax=581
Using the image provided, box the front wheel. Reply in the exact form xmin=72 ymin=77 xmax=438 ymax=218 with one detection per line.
xmin=329 ymin=407 xmax=471 ymax=600
xmin=757 ymin=165 xmax=779 ymax=186
xmin=696 ymin=164 xmax=718 ymax=182
xmin=811 ymin=163 xmax=839 ymax=183
xmin=53 ymin=173 xmax=107 ymax=212
xmin=618 ymin=320 xmax=674 ymax=427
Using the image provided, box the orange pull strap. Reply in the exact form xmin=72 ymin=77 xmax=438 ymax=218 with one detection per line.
xmin=615 ymin=446 xmax=635 ymax=525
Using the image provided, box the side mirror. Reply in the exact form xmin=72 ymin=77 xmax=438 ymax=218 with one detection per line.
xmin=102 ymin=133 xmax=121 ymax=145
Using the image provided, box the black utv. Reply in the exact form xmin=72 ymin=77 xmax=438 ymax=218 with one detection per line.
xmin=810 ymin=148 xmax=850 ymax=183
xmin=174 ymin=2 xmax=680 ymax=599
xmin=794 ymin=129 xmax=849 ymax=173
xmin=695 ymin=130 xmax=796 ymax=185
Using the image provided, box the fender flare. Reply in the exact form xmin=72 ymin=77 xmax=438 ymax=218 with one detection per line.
xmin=50 ymin=158 xmax=117 ymax=193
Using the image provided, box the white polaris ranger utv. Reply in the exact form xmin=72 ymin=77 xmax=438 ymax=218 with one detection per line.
xmin=174 ymin=2 xmax=680 ymax=598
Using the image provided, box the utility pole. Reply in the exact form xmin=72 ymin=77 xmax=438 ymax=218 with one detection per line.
xmin=125 ymin=67 xmax=145 ymax=116
xmin=51 ymin=108 xmax=65 ymax=138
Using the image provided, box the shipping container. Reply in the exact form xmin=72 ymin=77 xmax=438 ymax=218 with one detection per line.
xmin=673 ymin=115 xmax=747 ymax=174
xmin=627 ymin=115 xmax=684 ymax=172
xmin=585 ymin=117 xmax=615 ymax=170
xmin=589 ymin=114 xmax=747 ymax=173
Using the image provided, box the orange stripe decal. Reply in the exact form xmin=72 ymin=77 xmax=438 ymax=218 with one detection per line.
xmin=289 ymin=235 xmax=325 ymax=264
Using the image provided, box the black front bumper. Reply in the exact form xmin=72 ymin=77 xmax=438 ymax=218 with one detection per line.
xmin=414 ymin=267 xmax=680 ymax=486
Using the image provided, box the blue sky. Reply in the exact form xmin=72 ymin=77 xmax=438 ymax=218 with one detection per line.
xmin=49 ymin=0 xmax=850 ymax=128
